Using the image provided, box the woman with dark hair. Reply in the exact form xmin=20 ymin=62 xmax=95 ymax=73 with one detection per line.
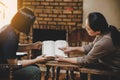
xmin=55 ymin=12 xmax=120 ymax=80
xmin=0 ymin=7 xmax=46 ymax=80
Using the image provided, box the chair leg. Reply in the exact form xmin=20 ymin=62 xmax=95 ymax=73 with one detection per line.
xmin=9 ymin=68 xmax=13 ymax=80
xmin=87 ymin=73 xmax=91 ymax=80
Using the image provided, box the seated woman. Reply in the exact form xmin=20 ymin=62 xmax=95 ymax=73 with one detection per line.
xmin=55 ymin=12 xmax=120 ymax=80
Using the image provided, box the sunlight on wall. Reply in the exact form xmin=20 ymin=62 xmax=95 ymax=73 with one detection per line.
xmin=0 ymin=0 xmax=17 ymax=29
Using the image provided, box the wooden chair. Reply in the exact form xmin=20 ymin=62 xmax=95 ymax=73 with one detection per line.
xmin=0 ymin=64 xmax=21 ymax=80
xmin=78 ymin=67 xmax=120 ymax=80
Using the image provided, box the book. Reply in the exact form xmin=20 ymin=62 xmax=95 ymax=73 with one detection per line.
xmin=42 ymin=40 xmax=68 ymax=58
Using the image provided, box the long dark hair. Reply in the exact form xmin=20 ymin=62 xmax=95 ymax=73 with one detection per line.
xmin=88 ymin=12 xmax=120 ymax=47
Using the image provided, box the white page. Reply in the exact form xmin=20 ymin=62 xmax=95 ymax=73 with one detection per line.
xmin=55 ymin=40 xmax=68 ymax=57
xmin=42 ymin=40 xmax=55 ymax=57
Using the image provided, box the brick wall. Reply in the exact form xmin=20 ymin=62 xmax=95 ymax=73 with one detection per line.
xmin=18 ymin=0 xmax=83 ymax=46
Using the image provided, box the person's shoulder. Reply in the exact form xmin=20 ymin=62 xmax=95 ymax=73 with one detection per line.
xmin=0 ymin=24 xmax=14 ymax=38
xmin=0 ymin=24 xmax=11 ymax=33
xmin=0 ymin=25 xmax=7 ymax=33
xmin=103 ymin=32 xmax=111 ymax=39
xmin=99 ymin=32 xmax=112 ymax=42
xmin=96 ymin=33 xmax=114 ymax=49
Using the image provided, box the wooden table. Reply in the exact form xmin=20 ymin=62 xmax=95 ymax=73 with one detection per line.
xmin=37 ymin=61 xmax=80 ymax=80
xmin=37 ymin=61 xmax=120 ymax=80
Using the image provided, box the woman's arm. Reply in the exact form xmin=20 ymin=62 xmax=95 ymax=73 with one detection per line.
xmin=55 ymin=56 xmax=78 ymax=64
xmin=59 ymin=46 xmax=85 ymax=53
xmin=7 ymin=55 xmax=47 ymax=67
xmin=17 ymin=55 xmax=46 ymax=67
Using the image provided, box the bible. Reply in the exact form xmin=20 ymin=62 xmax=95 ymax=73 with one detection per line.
xmin=42 ymin=40 xmax=68 ymax=58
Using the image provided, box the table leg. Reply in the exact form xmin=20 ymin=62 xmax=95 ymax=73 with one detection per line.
xmin=56 ymin=67 xmax=60 ymax=80
xmin=70 ymin=70 xmax=74 ymax=80
xmin=45 ymin=66 xmax=51 ymax=80
xmin=65 ymin=70 xmax=69 ymax=80
xmin=51 ymin=66 xmax=55 ymax=80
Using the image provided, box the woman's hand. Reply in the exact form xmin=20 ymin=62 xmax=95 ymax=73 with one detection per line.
xmin=55 ymin=56 xmax=78 ymax=64
xmin=55 ymin=56 xmax=66 ymax=62
xmin=59 ymin=46 xmax=84 ymax=54
xmin=35 ymin=55 xmax=47 ymax=63
xmin=59 ymin=47 xmax=77 ymax=53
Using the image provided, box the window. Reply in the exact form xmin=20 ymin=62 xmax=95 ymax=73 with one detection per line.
xmin=0 ymin=0 xmax=17 ymax=29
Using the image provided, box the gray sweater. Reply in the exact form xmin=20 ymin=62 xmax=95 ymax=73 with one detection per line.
xmin=77 ymin=32 xmax=120 ymax=71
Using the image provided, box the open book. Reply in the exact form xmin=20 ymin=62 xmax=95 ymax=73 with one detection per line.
xmin=42 ymin=40 xmax=68 ymax=58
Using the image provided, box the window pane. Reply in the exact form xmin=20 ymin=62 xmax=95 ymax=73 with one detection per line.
xmin=0 ymin=0 xmax=17 ymax=29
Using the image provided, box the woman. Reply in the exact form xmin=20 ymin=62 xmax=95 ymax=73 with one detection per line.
xmin=0 ymin=7 xmax=46 ymax=80
xmin=55 ymin=12 xmax=120 ymax=80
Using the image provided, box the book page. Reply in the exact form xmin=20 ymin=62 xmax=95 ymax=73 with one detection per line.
xmin=55 ymin=40 xmax=68 ymax=57
xmin=42 ymin=40 xmax=55 ymax=57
